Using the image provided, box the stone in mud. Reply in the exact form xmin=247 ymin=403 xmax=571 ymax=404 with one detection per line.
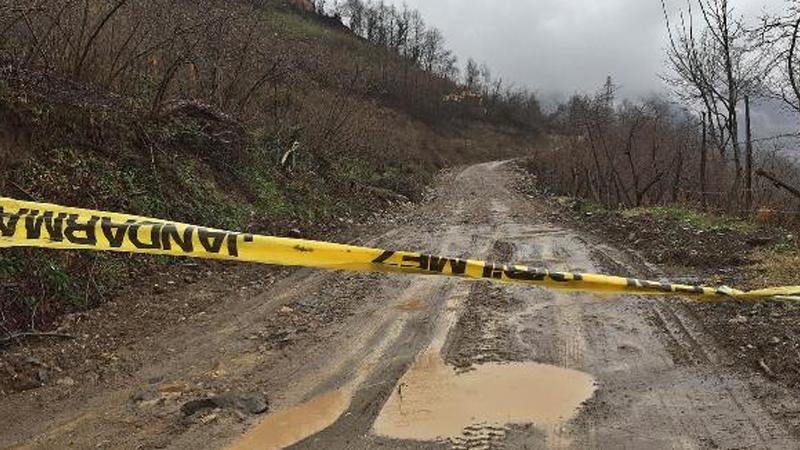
xmin=181 ymin=392 xmax=268 ymax=417
xmin=181 ymin=398 xmax=218 ymax=416
xmin=200 ymin=413 xmax=219 ymax=424
xmin=36 ymin=369 xmax=49 ymax=385
xmin=729 ymin=315 xmax=749 ymax=324
xmin=56 ymin=377 xmax=76 ymax=387
xmin=214 ymin=392 xmax=269 ymax=414
xmin=132 ymin=388 xmax=170 ymax=408
xmin=26 ymin=356 xmax=43 ymax=366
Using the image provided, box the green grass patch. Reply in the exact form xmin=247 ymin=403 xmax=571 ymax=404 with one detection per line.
xmin=174 ymin=159 xmax=252 ymax=230
xmin=622 ymin=206 xmax=755 ymax=232
xmin=768 ymin=240 xmax=798 ymax=255
xmin=577 ymin=200 xmax=609 ymax=216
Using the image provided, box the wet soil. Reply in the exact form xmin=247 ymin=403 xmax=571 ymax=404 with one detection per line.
xmin=513 ymin=165 xmax=800 ymax=440
xmin=2 ymin=161 xmax=799 ymax=449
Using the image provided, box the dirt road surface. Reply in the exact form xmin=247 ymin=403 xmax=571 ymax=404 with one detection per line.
xmin=2 ymin=161 xmax=797 ymax=449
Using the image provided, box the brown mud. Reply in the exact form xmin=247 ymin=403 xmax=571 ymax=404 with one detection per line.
xmin=520 ymin=166 xmax=800 ymax=439
xmin=1 ymin=161 xmax=798 ymax=449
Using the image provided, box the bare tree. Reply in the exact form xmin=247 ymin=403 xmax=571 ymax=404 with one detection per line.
xmin=343 ymin=0 xmax=365 ymax=35
xmin=407 ymin=10 xmax=425 ymax=64
xmin=662 ymin=0 xmax=765 ymax=205
xmin=757 ymin=1 xmax=800 ymax=120
xmin=464 ymin=58 xmax=480 ymax=91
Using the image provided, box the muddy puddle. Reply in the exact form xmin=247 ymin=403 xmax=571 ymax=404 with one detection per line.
xmin=376 ymin=276 xmax=597 ymax=445
xmin=226 ymin=387 xmax=352 ymax=450
xmin=372 ymin=352 xmax=596 ymax=443
xmin=226 ymin=309 xmax=411 ymax=450
xmin=227 ymin=239 xmax=595 ymax=449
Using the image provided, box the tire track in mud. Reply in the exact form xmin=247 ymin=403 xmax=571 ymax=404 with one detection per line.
xmin=444 ymin=240 xmax=529 ymax=371
xmin=5 ymin=161 xmax=799 ymax=450
xmin=229 ymin=181 xmax=505 ymax=449
xmin=288 ymin=171 xmax=511 ymax=448
xmin=280 ymin=161 xmax=796 ymax=450
xmin=572 ymin=237 xmax=786 ymax=449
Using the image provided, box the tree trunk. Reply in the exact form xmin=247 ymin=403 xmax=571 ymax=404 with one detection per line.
xmin=700 ymin=113 xmax=708 ymax=210
xmin=720 ymin=0 xmax=741 ymax=210
xmin=672 ymin=146 xmax=684 ymax=203
xmin=745 ymin=95 xmax=754 ymax=212
xmin=729 ymin=110 xmax=742 ymax=211
xmin=584 ymin=122 xmax=607 ymax=203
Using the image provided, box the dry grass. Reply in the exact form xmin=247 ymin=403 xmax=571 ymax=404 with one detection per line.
xmin=744 ymin=245 xmax=800 ymax=290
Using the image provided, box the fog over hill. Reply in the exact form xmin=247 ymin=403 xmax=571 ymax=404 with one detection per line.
xmin=386 ymin=0 xmax=798 ymax=146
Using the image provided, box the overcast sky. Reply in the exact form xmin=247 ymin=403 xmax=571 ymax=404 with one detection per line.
xmin=385 ymin=0 xmax=785 ymax=101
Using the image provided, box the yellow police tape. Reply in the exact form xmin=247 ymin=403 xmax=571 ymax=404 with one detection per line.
xmin=1 ymin=197 xmax=798 ymax=301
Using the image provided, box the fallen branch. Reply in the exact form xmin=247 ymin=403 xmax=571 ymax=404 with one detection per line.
xmin=0 ymin=332 xmax=75 ymax=345
xmin=8 ymin=181 xmax=37 ymax=201
xmin=756 ymin=169 xmax=800 ymax=200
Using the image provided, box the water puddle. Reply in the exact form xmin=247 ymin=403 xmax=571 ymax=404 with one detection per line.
xmin=227 ymin=235 xmax=596 ymax=449
xmin=226 ymin=387 xmax=352 ymax=450
xmin=375 ymin=277 xmax=596 ymax=445
xmin=227 ymin=307 xmax=411 ymax=450
xmin=372 ymin=352 xmax=596 ymax=443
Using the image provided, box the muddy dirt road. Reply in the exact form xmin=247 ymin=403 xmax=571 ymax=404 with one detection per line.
xmin=3 ymin=161 xmax=798 ymax=449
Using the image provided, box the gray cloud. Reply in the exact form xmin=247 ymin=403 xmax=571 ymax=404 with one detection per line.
xmin=386 ymin=0 xmax=784 ymax=99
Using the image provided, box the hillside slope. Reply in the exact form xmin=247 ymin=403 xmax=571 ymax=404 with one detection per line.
xmin=0 ymin=0 xmax=538 ymax=334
